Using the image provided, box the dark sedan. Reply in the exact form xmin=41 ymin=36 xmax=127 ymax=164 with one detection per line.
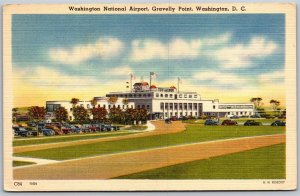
xmin=271 ymin=120 xmax=286 ymax=126
xmin=222 ymin=119 xmax=238 ymax=126
xmin=204 ymin=119 xmax=219 ymax=126
xmin=244 ymin=120 xmax=262 ymax=126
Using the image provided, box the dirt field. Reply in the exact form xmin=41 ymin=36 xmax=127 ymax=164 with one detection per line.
xmin=14 ymin=134 xmax=285 ymax=180
xmin=13 ymin=121 xmax=186 ymax=153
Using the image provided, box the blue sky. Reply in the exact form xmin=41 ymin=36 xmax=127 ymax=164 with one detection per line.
xmin=12 ymin=14 xmax=285 ymax=106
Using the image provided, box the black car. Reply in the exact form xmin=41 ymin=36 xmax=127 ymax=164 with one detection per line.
xmin=204 ymin=119 xmax=219 ymax=125
xmin=13 ymin=127 xmax=37 ymax=137
xmin=244 ymin=120 xmax=262 ymax=126
xmin=165 ymin=119 xmax=172 ymax=124
xmin=271 ymin=120 xmax=286 ymax=126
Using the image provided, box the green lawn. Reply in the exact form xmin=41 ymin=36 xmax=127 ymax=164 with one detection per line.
xmin=14 ymin=125 xmax=285 ymax=160
xmin=13 ymin=131 xmax=135 ymax=147
xmin=13 ymin=160 xmax=36 ymax=167
xmin=116 ymin=144 xmax=285 ymax=179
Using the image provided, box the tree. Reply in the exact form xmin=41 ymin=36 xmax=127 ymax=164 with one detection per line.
xmin=72 ymin=106 xmax=89 ymax=123
xmin=92 ymin=107 xmax=107 ymax=123
xmin=250 ymin=97 xmax=263 ymax=109
xmin=109 ymin=107 xmax=122 ymax=124
xmin=54 ymin=107 xmax=68 ymax=122
xmin=136 ymin=108 xmax=148 ymax=123
xmin=90 ymin=98 xmax=98 ymax=108
xmin=108 ymin=96 xmax=118 ymax=104
xmin=70 ymin=98 xmax=79 ymax=107
xmin=122 ymin=98 xmax=129 ymax=106
xmin=28 ymin=106 xmax=46 ymax=122
xmin=124 ymin=108 xmax=136 ymax=124
xmin=270 ymin=99 xmax=280 ymax=111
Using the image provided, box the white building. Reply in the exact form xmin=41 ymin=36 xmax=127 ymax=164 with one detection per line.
xmin=46 ymin=82 xmax=254 ymax=121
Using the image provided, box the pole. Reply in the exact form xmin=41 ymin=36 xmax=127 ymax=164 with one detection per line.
xmin=150 ymin=72 xmax=152 ymax=87
xmin=130 ymin=74 xmax=132 ymax=92
xmin=177 ymin=77 xmax=179 ymax=92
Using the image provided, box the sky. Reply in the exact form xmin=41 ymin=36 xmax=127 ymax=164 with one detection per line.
xmin=12 ymin=14 xmax=285 ymax=107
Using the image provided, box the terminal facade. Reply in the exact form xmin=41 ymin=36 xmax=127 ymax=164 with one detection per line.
xmin=46 ymin=82 xmax=254 ymax=121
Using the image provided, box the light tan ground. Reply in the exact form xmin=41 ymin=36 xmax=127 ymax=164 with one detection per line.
xmin=14 ymin=121 xmax=186 ymax=153
xmin=14 ymin=134 xmax=285 ymax=180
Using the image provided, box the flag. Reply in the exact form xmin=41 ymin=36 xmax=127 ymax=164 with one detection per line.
xmin=150 ymin=72 xmax=157 ymax=79
xmin=178 ymin=77 xmax=182 ymax=84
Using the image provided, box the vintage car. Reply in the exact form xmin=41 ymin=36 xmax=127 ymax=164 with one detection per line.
xmin=204 ymin=119 xmax=219 ymax=126
xmin=244 ymin=120 xmax=262 ymax=126
xmin=221 ymin=119 xmax=238 ymax=126
xmin=271 ymin=120 xmax=286 ymax=126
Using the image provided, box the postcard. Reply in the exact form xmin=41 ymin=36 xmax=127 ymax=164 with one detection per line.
xmin=3 ymin=3 xmax=297 ymax=191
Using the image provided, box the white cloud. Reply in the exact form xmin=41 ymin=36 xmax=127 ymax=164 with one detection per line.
xmin=258 ymin=70 xmax=284 ymax=84
xmin=192 ymin=71 xmax=249 ymax=86
xmin=49 ymin=37 xmax=124 ymax=65
xmin=202 ymin=32 xmax=232 ymax=46
xmin=107 ymin=65 xmax=134 ymax=77
xmin=130 ymin=38 xmax=202 ymax=61
xmin=213 ymin=37 xmax=278 ymax=69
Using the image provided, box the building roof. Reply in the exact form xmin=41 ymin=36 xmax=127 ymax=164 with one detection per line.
xmin=134 ymin=82 xmax=149 ymax=86
xmin=150 ymin=85 xmax=157 ymax=89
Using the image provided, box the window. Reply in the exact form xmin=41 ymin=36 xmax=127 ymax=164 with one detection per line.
xmin=174 ymin=103 xmax=178 ymax=110
xmin=127 ymin=105 xmax=129 ymax=108
xmin=240 ymin=112 xmax=243 ymax=115
xmin=69 ymin=116 xmax=72 ymax=120
xmin=137 ymin=105 xmax=140 ymax=109
xmin=180 ymin=112 xmax=183 ymax=116
xmin=179 ymin=103 xmax=183 ymax=110
xmin=179 ymin=94 xmax=182 ymax=98
xmin=194 ymin=95 xmax=197 ymax=98
xmin=195 ymin=112 xmax=197 ymax=116
xmin=170 ymin=103 xmax=173 ymax=110
xmin=70 ymin=108 xmax=72 ymax=111
xmin=184 ymin=103 xmax=187 ymax=110
xmin=165 ymin=103 xmax=168 ymax=109
xmin=184 ymin=94 xmax=187 ymax=98
xmin=131 ymin=105 xmax=133 ymax=109
xmin=228 ymin=112 xmax=230 ymax=115
xmin=194 ymin=103 xmax=197 ymax=110
xmin=108 ymin=105 xmax=111 ymax=109
xmin=117 ymin=105 xmax=120 ymax=108
xmin=122 ymin=105 xmax=125 ymax=109
xmin=142 ymin=105 xmax=145 ymax=109
xmin=148 ymin=94 xmax=151 ymax=97
xmin=87 ymin=104 xmax=90 ymax=109
xmin=156 ymin=93 xmax=159 ymax=97
xmin=80 ymin=104 xmax=84 ymax=107
xmin=125 ymin=95 xmax=128 ymax=98
xmin=147 ymin=105 xmax=150 ymax=109
xmin=160 ymin=94 xmax=163 ymax=97
xmin=160 ymin=102 xmax=164 ymax=110
xmin=129 ymin=94 xmax=133 ymax=98
xmin=190 ymin=112 xmax=192 ymax=116
xmin=213 ymin=105 xmax=215 ymax=109
xmin=139 ymin=94 xmax=142 ymax=97
xmin=175 ymin=112 xmax=178 ymax=116
xmin=165 ymin=112 xmax=168 ymax=117
xmin=189 ymin=95 xmax=192 ymax=98
xmin=170 ymin=112 xmax=173 ymax=116
xmin=98 ymin=104 xmax=100 ymax=107
xmin=143 ymin=94 xmax=146 ymax=97
xmin=165 ymin=94 xmax=168 ymax=98
xmin=170 ymin=94 xmax=173 ymax=98
xmin=103 ymin=105 xmax=106 ymax=109
xmin=189 ymin=103 xmax=192 ymax=110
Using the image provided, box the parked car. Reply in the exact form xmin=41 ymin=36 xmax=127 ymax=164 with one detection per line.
xmin=170 ymin=116 xmax=178 ymax=121
xmin=45 ymin=125 xmax=63 ymax=135
xmin=230 ymin=115 xmax=239 ymax=119
xmin=178 ymin=116 xmax=188 ymax=121
xmin=244 ymin=120 xmax=262 ymax=126
xmin=81 ymin=124 xmax=91 ymax=133
xmin=204 ymin=119 xmax=219 ymax=126
xmin=61 ymin=126 xmax=72 ymax=134
xmin=13 ymin=126 xmax=36 ymax=137
xmin=42 ymin=128 xmax=55 ymax=136
xmin=165 ymin=119 xmax=172 ymax=124
xmin=222 ymin=119 xmax=238 ymax=126
xmin=71 ymin=125 xmax=81 ymax=133
xmin=271 ymin=120 xmax=286 ymax=126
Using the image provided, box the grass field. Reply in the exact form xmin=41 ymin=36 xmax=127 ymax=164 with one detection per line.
xmin=184 ymin=118 xmax=280 ymax=124
xmin=14 ymin=125 xmax=285 ymax=160
xmin=13 ymin=131 xmax=135 ymax=146
xmin=116 ymin=144 xmax=285 ymax=179
xmin=13 ymin=160 xmax=36 ymax=167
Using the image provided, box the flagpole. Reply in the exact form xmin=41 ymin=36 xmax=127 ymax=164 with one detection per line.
xmin=178 ymin=77 xmax=179 ymax=92
xmin=130 ymin=74 xmax=133 ymax=92
xmin=150 ymin=72 xmax=152 ymax=87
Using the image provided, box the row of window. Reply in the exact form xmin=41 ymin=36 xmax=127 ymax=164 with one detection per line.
xmin=69 ymin=104 xmax=133 ymax=111
xmin=155 ymin=93 xmax=198 ymax=99
xmin=160 ymin=103 xmax=201 ymax=110
xmin=219 ymin=105 xmax=254 ymax=109
xmin=228 ymin=111 xmax=252 ymax=115
xmin=165 ymin=111 xmax=198 ymax=117
xmin=108 ymin=93 xmax=152 ymax=98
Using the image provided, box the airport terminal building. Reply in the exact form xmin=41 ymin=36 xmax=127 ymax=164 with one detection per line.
xmin=46 ymin=82 xmax=254 ymax=120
